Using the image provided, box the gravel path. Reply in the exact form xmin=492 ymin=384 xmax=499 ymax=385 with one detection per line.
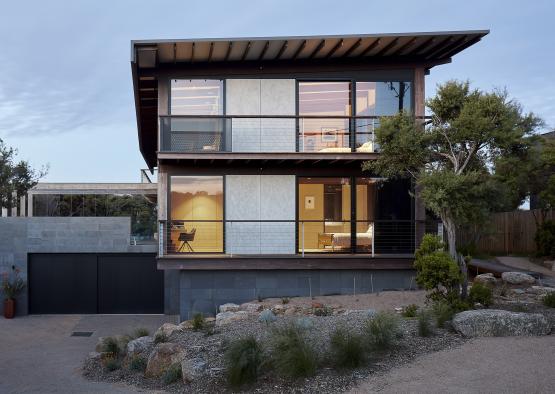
xmin=348 ymin=336 xmax=555 ymax=394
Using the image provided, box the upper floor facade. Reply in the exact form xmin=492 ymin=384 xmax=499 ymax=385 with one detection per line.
xmin=131 ymin=31 xmax=488 ymax=169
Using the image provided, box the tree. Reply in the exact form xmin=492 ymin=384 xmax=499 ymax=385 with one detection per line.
xmin=0 ymin=138 xmax=47 ymax=213
xmin=364 ymin=80 xmax=542 ymax=297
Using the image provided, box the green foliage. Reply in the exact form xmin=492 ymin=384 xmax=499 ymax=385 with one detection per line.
xmin=281 ymin=297 xmax=290 ymax=304
xmin=1 ymin=267 xmax=25 ymax=299
xmin=129 ymin=356 xmax=147 ymax=372
xmin=270 ymin=324 xmax=318 ymax=379
xmin=417 ymin=309 xmax=435 ymax=337
xmin=542 ymin=292 xmax=555 ymax=308
xmin=364 ymin=312 xmax=403 ymax=351
xmin=154 ymin=333 xmax=167 ymax=344
xmin=101 ymin=337 xmax=121 ymax=358
xmin=313 ymin=305 xmax=333 ymax=316
xmin=329 ymin=328 xmax=366 ymax=369
xmin=192 ymin=313 xmax=205 ymax=331
xmin=162 ymin=363 xmax=182 ymax=385
xmin=432 ymin=301 xmax=455 ymax=328
xmin=469 ymin=283 xmax=493 ymax=307
xmin=534 ymin=220 xmax=555 ymax=257
xmin=133 ymin=328 xmax=150 ymax=339
xmin=103 ymin=356 xmax=121 ymax=372
xmin=402 ymin=304 xmax=419 ymax=318
xmin=414 ymin=234 xmax=462 ymax=300
xmin=224 ymin=336 xmax=264 ymax=388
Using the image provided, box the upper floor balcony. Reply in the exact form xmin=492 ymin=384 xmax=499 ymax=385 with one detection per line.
xmin=159 ymin=115 xmax=381 ymax=154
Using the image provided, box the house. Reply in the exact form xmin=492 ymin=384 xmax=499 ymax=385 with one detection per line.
xmin=131 ymin=31 xmax=488 ymax=319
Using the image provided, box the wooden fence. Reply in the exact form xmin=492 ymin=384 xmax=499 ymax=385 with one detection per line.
xmin=457 ymin=209 xmax=554 ymax=255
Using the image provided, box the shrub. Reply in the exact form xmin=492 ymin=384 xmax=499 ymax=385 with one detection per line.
xmin=417 ymin=309 xmax=435 ymax=337
xmin=101 ymin=337 xmax=121 ymax=358
xmin=364 ymin=311 xmax=403 ymax=351
xmin=432 ymin=301 xmax=454 ymax=328
xmin=281 ymin=297 xmax=290 ymax=304
xmin=129 ymin=356 xmax=147 ymax=372
xmin=162 ymin=363 xmax=182 ymax=385
xmin=414 ymin=249 xmax=463 ymax=301
xmin=329 ymin=328 xmax=366 ymax=369
xmin=224 ymin=336 xmax=264 ymax=388
xmin=469 ymin=282 xmax=493 ymax=307
xmin=402 ymin=304 xmax=419 ymax=318
xmin=415 ymin=234 xmax=444 ymax=260
xmin=313 ymin=305 xmax=333 ymax=316
xmin=270 ymin=324 xmax=318 ymax=379
xmin=192 ymin=313 xmax=205 ymax=331
xmin=543 ymin=292 xmax=555 ymax=308
xmin=535 ymin=220 xmax=555 ymax=257
xmin=103 ymin=356 xmax=121 ymax=372
xmin=154 ymin=333 xmax=168 ymax=344
xmin=134 ymin=328 xmax=150 ymax=338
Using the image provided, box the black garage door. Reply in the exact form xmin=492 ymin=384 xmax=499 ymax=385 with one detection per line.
xmin=28 ymin=253 xmax=163 ymax=314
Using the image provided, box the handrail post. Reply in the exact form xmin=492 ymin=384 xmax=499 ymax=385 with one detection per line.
xmin=371 ymin=221 xmax=375 ymax=258
xmin=302 ymin=221 xmax=305 ymax=257
xmin=159 ymin=221 xmax=164 ymax=257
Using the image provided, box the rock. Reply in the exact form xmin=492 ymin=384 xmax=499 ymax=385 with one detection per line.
xmin=154 ymin=323 xmax=182 ymax=339
xmin=527 ymin=286 xmax=555 ymax=295
xmin=271 ymin=304 xmax=286 ymax=314
xmin=474 ymin=273 xmax=497 ymax=286
xmin=284 ymin=306 xmax=299 ymax=316
xmin=501 ymin=272 xmax=535 ymax=285
xmin=512 ymin=289 xmax=526 ymax=295
xmin=258 ymin=309 xmax=277 ymax=323
xmin=240 ymin=302 xmax=262 ymax=313
xmin=215 ymin=311 xmax=249 ymax=326
xmin=452 ymin=309 xmax=551 ymax=337
xmin=87 ymin=351 xmax=102 ymax=361
xmin=145 ymin=343 xmax=187 ymax=378
xmin=126 ymin=336 xmax=154 ymax=357
xmin=181 ymin=358 xmax=206 ymax=382
xmin=311 ymin=301 xmax=324 ymax=309
xmin=219 ymin=303 xmax=240 ymax=313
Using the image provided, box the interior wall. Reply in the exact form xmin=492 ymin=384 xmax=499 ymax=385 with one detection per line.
xmin=298 ymin=183 xmax=324 ymax=249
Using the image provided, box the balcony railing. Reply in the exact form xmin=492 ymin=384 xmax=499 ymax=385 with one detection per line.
xmin=159 ymin=115 xmax=382 ymax=154
xmin=158 ymin=219 xmax=416 ymax=257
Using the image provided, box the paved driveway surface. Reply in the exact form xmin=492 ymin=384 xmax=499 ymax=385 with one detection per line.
xmin=0 ymin=314 xmax=176 ymax=393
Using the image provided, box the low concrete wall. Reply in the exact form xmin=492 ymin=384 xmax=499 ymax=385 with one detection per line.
xmin=0 ymin=217 xmax=156 ymax=316
xmin=178 ymin=269 xmax=416 ymax=320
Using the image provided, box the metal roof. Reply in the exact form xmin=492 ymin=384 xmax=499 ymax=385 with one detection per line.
xmin=132 ymin=30 xmax=488 ymax=66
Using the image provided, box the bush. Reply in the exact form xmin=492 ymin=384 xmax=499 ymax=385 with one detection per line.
xmin=535 ymin=220 xmax=555 ymax=257
xmin=313 ymin=305 xmax=333 ymax=316
xmin=417 ymin=309 xmax=435 ymax=337
xmin=270 ymin=324 xmax=318 ymax=379
xmin=469 ymin=282 xmax=493 ymax=307
xmin=364 ymin=312 xmax=403 ymax=351
xmin=192 ymin=313 xmax=205 ymax=331
xmin=281 ymin=297 xmax=290 ymax=304
xmin=414 ymin=249 xmax=463 ymax=301
xmin=329 ymin=328 xmax=366 ymax=369
xmin=543 ymin=292 xmax=555 ymax=308
xmin=402 ymin=304 xmax=419 ymax=318
xmin=415 ymin=234 xmax=444 ymax=260
xmin=129 ymin=356 xmax=147 ymax=372
xmin=134 ymin=328 xmax=150 ymax=338
xmin=101 ymin=337 xmax=121 ymax=358
xmin=224 ymin=336 xmax=264 ymax=388
xmin=432 ymin=301 xmax=454 ymax=328
xmin=162 ymin=363 xmax=182 ymax=385
xmin=103 ymin=356 xmax=121 ymax=372
xmin=154 ymin=333 xmax=168 ymax=344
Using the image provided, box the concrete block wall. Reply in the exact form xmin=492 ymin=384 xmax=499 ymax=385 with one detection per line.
xmin=0 ymin=217 xmax=156 ymax=316
xmin=178 ymin=269 xmax=416 ymax=319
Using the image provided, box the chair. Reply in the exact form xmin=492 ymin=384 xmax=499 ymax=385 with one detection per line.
xmin=177 ymin=228 xmax=196 ymax=252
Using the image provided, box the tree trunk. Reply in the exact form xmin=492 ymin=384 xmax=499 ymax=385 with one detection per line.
xmin=441 ymin=215 xmax=468 ymax=299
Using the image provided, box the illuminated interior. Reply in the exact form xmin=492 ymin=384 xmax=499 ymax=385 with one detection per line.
xmin=170 ymin=176 xmax=223 ymax=252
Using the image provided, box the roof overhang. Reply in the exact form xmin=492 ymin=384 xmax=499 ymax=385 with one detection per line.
xmin=131 ymin=30 xmax=489 ymax=168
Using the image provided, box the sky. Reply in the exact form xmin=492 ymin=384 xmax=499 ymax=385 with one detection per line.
xmin=0 ymin=0 xmax=553 ymax=183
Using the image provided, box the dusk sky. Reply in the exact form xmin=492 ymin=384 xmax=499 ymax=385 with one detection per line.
xmin=0 ymin=0 xmax=553 ymax=182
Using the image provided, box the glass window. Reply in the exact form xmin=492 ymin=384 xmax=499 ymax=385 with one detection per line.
xmin=170 ymin=79 xmax=223 ymax=115
xmin=170 ymin=176 xmax=223 ymax=252
xmin=356 ymin=178 xmax=378 ymax=252
xmin=298 ymin=177 xmax=351 ymax=252
xmin=298 ymin=82 xmax=351 ymax=152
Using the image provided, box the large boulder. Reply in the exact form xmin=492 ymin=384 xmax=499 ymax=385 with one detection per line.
xmin=527 ymin=286 xmax=555 ymax=295
xmin=219 ymin=303 xmax=240 ymax=313
xmin=474 ymin=273 xmax=497 ymax=286
xmin=154 ymin=323 xmax=182 ymax=339
xmin=452 ymin=310 xmax=551 ymax=337
xmin=145 ymin=343 xmax=187 ymax=378
xmin=181 ymin=358 xmax=206 ymax=383
xmin=126 ymin=336 xmax=154 ymax=357
xmin=215 ymin=311 xmax=249 ymax=326
xmin=240 ymin=302 xmax=262 ymax=313
xmin=501 ymin=272 xmax=535 ymax=285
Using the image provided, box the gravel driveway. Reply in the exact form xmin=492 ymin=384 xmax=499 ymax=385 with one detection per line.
xmin=349 ymin=336 xmax=555 ymax=394
xmin=0 ymin=314 xmax=176 ymax=393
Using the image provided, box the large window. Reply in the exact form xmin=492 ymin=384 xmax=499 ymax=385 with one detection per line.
xmin=169 ymin=176 xmax=223 ymax=252
xmin=170 ymin=79 xmax=223 ymax=115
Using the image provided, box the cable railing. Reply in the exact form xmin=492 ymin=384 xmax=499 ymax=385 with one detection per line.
xmin=159 ymin=115 xmax=385 ymax=153
xmin=158 ymin=219 xmax=416 ymax=257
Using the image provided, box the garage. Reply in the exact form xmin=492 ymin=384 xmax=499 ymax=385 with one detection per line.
xmin=28 ymin=253 xmax=163 ymax=314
